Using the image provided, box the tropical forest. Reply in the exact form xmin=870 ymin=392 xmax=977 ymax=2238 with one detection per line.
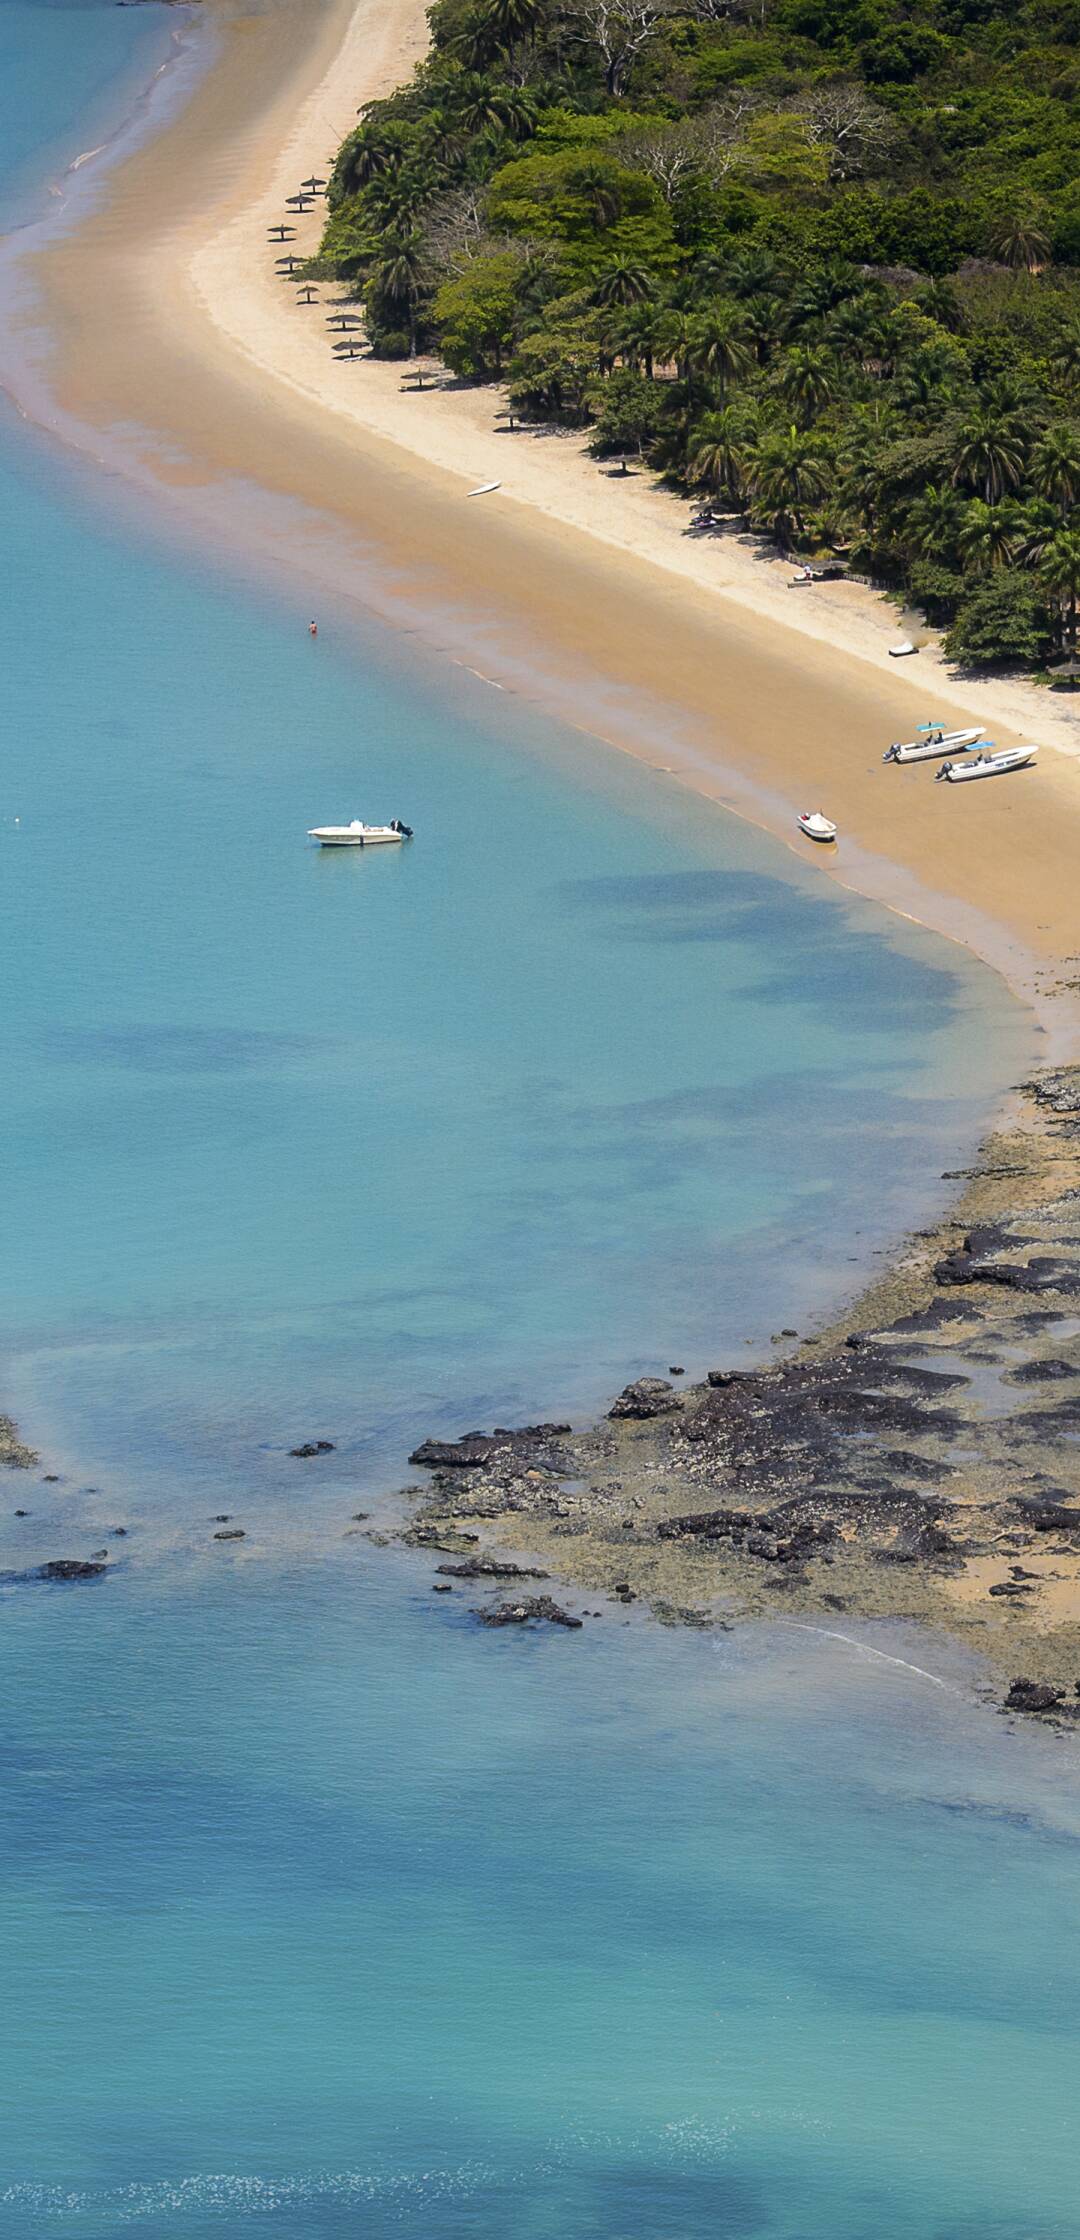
xmin=319 ymin=0 xmax=1080 ymax=668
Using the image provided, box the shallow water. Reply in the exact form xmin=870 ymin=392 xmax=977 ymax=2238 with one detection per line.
xmin=0 ymin=8 xmax=1074 ymax=2235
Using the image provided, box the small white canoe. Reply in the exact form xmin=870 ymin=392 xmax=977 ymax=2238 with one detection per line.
xmin=466 ymin=481 xmax=501 ymax=497
xmin=884 ymin=725 xmax=985 ymax=764
xmin=798 ymin=810 xmax=837 ymax=842
xmin=307 ymin=819 xmax=414 ymax=846
xmin=889 ymin=638 xmax=917 ymax=658
xmin=935 ymin=746 xmax=1038 ymax=784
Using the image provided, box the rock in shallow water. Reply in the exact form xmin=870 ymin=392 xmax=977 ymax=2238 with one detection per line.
xmin=608 ymin=1378 xmax=682 ymax=1420
xmin=474 ymin=1595 xmax=583 ymax=1630
xmin=36 ymin=1559 xmax=107 ymax=1582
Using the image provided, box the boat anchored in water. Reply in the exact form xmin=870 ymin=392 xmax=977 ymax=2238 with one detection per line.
xmin=935 ymin=745 xmax=1038 ymax=783
xmin=798 ymin=810 xmax=837 ymax=842
xmin=883 ymin=723 xmax=985 ymax=764
xmin=307 ymin=818 xmax=414 ymax=846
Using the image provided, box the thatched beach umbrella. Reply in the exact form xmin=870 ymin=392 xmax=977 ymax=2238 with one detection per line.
xmin=276 ymin=256 xmax=303 ymax=273
xmin=1050 ymin=658 xmax=1080 ymax=684
xmin=268 ymin=225 xmax=296 ymax=241
xmin=326 ymin=313 xmax=363 ymax=330
xmin=333 ymin=344 xmax=364 ymax=360
xmin=296 ymin=286 xmax=319 ymax=305
xmin=285 ymin=195 xmax=315 ymax=213
xmin=301 ymin=176 xmax=327 ymax=194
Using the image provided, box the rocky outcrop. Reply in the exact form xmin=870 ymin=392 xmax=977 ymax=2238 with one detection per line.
xmin=290 ymin=1440 xmax=335 ymax=1458
xmin=474 ymin=1594 xmax=583 ymax=1629
xmin=436 ymin=1557 xmax=549 ymax=1581
xmin=0 ymin=1414 xmax=38 ymax=1470
xmin=37 ymin=1559 xmax=107 ymax=1582
xmin=608 ymin=1379 xmax=683 ymax=1420
xmin=1005 ymin=1677 xmax=1066 ymax=1713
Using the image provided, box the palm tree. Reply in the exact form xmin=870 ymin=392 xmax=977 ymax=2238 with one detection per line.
xmin=370 ymin=232 xmax=426 ymax=353
xmin=1032 ymin=426 xmax=1080 ymax=519
xmin=747 ymin=424 xmax=830 ymax=549
xmin=1051 ymin=326 xmax=1080 ymax=396
xmin=990 ymin=211 xmax=1051 ymax=274
xmin=689 ymin=408 xmax=746 ymax=504
xmin=335 ymin=120 xmax=408 ymax=201
xmin=613 ymin=301 xmax=665 ymax=380
xmin=894 ymin=345 xmax=960 ymax=413
xmin=957 ymin=499 xmax=1022 ymax=574
xmin=778 ymin=345 xmax=836 ymax=424
xmin=742 ymin=293 xmax=785 ymax=368
xmin=952 ymin=408 xmax=1027 ymax=502
xmin=1039 ymin=528 xmax=1080 ymax=650
xmin=569 ymin=163 xmax=623 ymax=230
xmin=479 ymin=0 xmax=542 ymax=50
xmin=904 ymin=481 xmax=964 ymax=565
xmin=690 ymin=305 xmax=753 ymax=401
xmin=593 ymin=259 xmax=655 ymax=308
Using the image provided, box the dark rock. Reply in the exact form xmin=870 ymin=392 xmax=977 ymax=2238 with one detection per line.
xmin=410 ymin=1423 xmax=571 ymax=1471
xmin=668 ymin=1366 xmax=685 ymax=1376
xmin=435 ymin=1557 xmax=549 ymax=1581
xmin=1014 ymin=1497 xmax=1080 ymax=1532
xmin=988 ymin=1579 xmax=1034 ymax=1597
xmin=432 ymin=1583 xmax=452 ymax=1593
xmin=707 ymin=1368 xmax=744 ymax=1386
xmin=14 ymin=1509 xmax=27 ymax=1518
xmin=780 ymin=1328 xmax=798 ymax=1338
xmin=1005 ymin=1676 xmax=1064 ymax=1713
xmin=214 ymin=1528 xmax=246 ymax=1541
xmin=37 ymin=1559 xmax=107 ymax=1582
xmin=43 ymin=1474 xmax=60 ymax=1483
xmin=1004 ymin=1358 xmax=1076 ymax=1385
xmin=608 ymin=1378 xmax=683 ymax=1420
xmin=351 ymin=1511 xmax=370 ymax=1521
xmin=402 ymin=1524 xmax=480 ymax=1550
xmin=475 ymin=1595 xmax=583 ymax=1629
xmin=658 ymin=1506 xmax=755 ymax=1541
xmin=290 ymin=1439 xmax=335 ymax=1458
xmin=213 ymin=1515 xmax=231 ymax=1523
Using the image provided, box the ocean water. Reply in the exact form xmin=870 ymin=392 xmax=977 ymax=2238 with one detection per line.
xmin=0 ymin=7 xmax=1076 ymax=2236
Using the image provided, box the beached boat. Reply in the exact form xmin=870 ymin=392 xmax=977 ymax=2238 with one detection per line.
xmin=798 ymin=811 xmax=837 ymax=841
xmin=883 ymin=724 xmax=986 ymax=764
xmin=307 ymin=819 xmax=414 ymax=846
xmin=935 ymin=746 xmax=1038 ymax=783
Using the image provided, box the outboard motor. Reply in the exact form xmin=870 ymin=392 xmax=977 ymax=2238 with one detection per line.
xmin=883 ymin=743 xmax=898 ymax=762
xmin=934 ymin=761 xmax=952 ymax=782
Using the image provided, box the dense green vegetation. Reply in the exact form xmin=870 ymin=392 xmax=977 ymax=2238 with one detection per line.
xmin=319 ymin=0 xmax=1080 ymax=666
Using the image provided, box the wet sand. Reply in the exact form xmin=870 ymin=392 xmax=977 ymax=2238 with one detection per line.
xmin=1 ymin=0 xmax=1077 ymax=1026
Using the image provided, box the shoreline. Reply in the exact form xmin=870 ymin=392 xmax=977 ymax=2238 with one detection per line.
xmin=401 ymin=1063 xmax=1080 ymax=1713
xmin=0 ymin=0 xmax=1073 ymax=1041
xmin=0 ymin=0 xmax=1079 ymax=1707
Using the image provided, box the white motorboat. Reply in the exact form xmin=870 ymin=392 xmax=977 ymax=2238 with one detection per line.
xmin=798 ymin=810 xmax=837 ymax=842
xmin=883 ymin=724 xmax=985 ymax=764
xmin=307 ymin=818 xmax=414 ymax=846
xmin=935 ymin=745 xmax=1038 ymax=783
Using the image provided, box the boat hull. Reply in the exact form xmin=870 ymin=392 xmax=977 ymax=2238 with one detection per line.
xmin=936 ymin=747 xmax=1037 ymax=783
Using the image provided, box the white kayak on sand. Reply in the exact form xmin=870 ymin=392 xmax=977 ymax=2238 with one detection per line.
xmin=889 ymin=638 xmax=917 ymax=657
xmin=307 ymin=819 xmax=414 ymax=846
xmin=798 ymin=810 xmax=837 ymax=841
xmin=883 ymin=723 xmax=985 ymax=764
xmin=935 ymin=745 xmax=1038 ymax=783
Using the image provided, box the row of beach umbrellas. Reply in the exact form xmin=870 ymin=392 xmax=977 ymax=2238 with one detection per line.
xmin=267 ymin=175 xmax=373 ymax=354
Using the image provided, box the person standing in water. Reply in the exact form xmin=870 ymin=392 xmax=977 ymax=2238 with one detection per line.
xmin=309 ymin=620 xmax=318 ymax=638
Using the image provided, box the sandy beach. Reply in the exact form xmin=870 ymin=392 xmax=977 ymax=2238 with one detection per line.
xmin=3 ymin=0 xmax=1078 ymax=1023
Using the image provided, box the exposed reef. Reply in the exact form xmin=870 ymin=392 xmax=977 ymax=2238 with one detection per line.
xmin=403 ymin=1067 xmax=1080 ymax=1717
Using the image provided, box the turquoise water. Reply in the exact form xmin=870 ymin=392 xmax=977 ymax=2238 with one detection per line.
xmin=0 ymin=9 xmax=1075 ymax=2236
